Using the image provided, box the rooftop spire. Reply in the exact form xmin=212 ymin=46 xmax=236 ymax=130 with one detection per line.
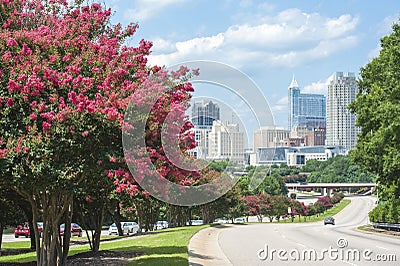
xmin=289 ymin=74 xmax=299 ymax=89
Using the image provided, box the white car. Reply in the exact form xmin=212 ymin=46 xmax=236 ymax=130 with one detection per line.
xmin=154 ymin=221 xmax=168 ymax=230
xmin=108 ymin=222 xmax=139 ymax=235
xmin=214 ymin=218 xmax=229 ymax=224
xmin=122 ymin=221 xmax=139 ymax=235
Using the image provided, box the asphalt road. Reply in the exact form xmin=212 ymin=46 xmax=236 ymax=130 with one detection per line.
xmin=217 ymin=196 xmax=400 ymax=266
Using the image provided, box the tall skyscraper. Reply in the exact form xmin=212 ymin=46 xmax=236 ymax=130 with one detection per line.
xmin=191 ymin=100 xmax=220 ymax=128
xmin=288 ymin=76 xmax=326 ymax=130
xmin=326 ymin=72 xmax=359 ymax=151
xmin=188 ymin=100 xmax=220 ymax=159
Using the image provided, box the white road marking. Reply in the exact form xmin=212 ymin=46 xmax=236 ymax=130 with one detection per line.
xmin=341 ymin=260 xmax=358 ymax=266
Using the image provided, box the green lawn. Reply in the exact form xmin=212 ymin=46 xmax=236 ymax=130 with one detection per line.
xmin=357 ymin=225 xmax=375 ymax=232
xmin=1 ymin=241 xmax=31 ymax=249
xmin=0 ymin=225 xmax=209 ymax=265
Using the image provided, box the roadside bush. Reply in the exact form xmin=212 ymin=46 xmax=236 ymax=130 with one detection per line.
xmin=369 ymin=199 xmax=400 ymax=224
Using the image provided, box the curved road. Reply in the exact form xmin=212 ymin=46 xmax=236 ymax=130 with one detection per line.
xmin=189 ymin=196 xmax=400 ymax=266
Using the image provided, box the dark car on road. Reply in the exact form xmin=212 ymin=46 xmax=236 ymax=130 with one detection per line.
xmin=324 ymin=217 xmax=335 ymax=225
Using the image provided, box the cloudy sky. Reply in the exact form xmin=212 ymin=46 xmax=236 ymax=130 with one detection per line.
xmin=105 ymin=0 xmax=399 ymax=144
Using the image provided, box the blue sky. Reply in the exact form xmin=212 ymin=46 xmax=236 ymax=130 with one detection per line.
xmin=105 ymin=0 xmax=399 ymax=145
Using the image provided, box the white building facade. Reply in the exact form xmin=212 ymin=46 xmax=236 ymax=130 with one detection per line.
xmin=326 ymin=72 xmax=359 ymax=151
xmin=208 ymin=121 xmax=245 ymax=164
xmin=253 ymin=126 xmax=290 ymax=149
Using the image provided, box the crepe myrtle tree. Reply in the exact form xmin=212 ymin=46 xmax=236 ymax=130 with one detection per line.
xmin=0 ymin=1 xmax=198 ymax=265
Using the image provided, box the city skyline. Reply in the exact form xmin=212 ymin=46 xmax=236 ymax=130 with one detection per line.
xmin=288 ymin=76 xmax=326 ymax=130
xmin=105 ymin=0 xmax=399 ymax=128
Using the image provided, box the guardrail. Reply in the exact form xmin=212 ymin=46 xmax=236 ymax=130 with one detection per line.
xmin=371 ymin=222 xmax=400 ymax=231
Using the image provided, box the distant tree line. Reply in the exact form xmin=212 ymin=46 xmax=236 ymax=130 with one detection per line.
xmin=301 ymin=156 xmax=377 ymax=183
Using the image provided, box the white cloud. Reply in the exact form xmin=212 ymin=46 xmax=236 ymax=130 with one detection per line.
xmin=149 ymin=9 xmax=359 ymax=68
xmin=124 ymin=0 xmax=186 ymax=22
xmin=376 ymin=15 xmax=397 ymax=36
xmin=302 ymin=74 xmax=334 ymax=95
xmin=277 ymin=96 xmax=288 ymax=105
xmin=367 ymin=15 xmax=398 ymax=60
xmin=152 ymin=38 xmax=177 ymax=54
xmin=271 ymin=96 xmax=288 ymax=113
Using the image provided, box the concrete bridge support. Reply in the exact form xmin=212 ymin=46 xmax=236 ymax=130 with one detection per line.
xmin=321 ymin=188 xmax=333 ymax=196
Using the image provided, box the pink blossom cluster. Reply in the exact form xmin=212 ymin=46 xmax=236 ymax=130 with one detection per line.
xmin=0 ymin=0 xmax=200 ymax=198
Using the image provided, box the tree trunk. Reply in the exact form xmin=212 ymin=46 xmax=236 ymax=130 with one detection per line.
xmin=28 ymin=220 xmax=36 ymax=250
xmin=0 ymin=223 xmax=3 ymax=250
xmin=40 ymin=192 xmax=73 ymax=266
xmin=92 ymin=205 xmax=104 ymax=252
xmin=202 ymin=205 xmax=215 ymax=224
xmin=15 ymin=189 xmax=41 ymax=264
xmin=109 ymin=204 xmax=124 ymax=236
xmin=168 ymin=205 xmax=188 ymax=227
xmin=60 ymin=201 xmax=73 ymax=265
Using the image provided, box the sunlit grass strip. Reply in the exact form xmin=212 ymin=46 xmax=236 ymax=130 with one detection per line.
xmin=103 ymin=225 xmax=209 ymax=265
xmin=0 ymin=225 xmax=209 ymax=264
xmin=1 ymin=241 xmax=31 ymax=249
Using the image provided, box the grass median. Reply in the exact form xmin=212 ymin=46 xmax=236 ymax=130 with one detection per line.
xmin=0 ymin=225 xmax=209 ymax=265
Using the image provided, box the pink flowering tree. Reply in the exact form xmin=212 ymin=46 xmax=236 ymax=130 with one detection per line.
xmin=242 ymin=193 xmax=271 ymax=222
xmin=0 ymin=1 xmax=197 ymax=265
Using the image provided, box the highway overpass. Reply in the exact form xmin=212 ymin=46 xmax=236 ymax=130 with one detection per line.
xmin=285 ymin=183 xmax=377 ymax=196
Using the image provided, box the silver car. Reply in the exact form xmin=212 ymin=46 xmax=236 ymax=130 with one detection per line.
xmin=108 ymin=222 xmax=139 ymax=235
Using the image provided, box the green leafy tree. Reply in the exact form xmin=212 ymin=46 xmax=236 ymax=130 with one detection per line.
xmin=348 ymin=20 xmax=400 ymax=198
xmin=269 ymin=195 xmax=289 ymax=222
xmin=305 ymin=156 xmax=376 ymax=183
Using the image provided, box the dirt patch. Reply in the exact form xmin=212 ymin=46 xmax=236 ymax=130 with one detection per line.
xmin=0 ymin=250 xmax=142 ymax=266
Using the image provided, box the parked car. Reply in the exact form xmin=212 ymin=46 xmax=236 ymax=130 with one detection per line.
xmin=108 ymin=222 xmax=139 ymax=235
xmin=234 ymin=217 xmax=245 ymax=223
xmin=324 ymin=217 xmax=335 ymax=225
xmin=154 ymin=221 xmax=168 ymax=230
xmin=14 ymin=222 xmax=43 ymax=238
xmin=108 ymin=223 xmax=126 ymax=235
xmin=14 ymin=224 xmax=30 ymax=238
xmin=186 ymin=219 xmax=204 ymax=226
xmin=60 ymin=223 xmax=83 ymax=237
xmin=122 ymin=221 xmax=139 ymax=235
xmin=214 ymin=218 xmax=229 ymax=224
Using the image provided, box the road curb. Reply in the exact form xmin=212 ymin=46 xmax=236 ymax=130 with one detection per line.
xmin=188 ymin=225 xmax=233 ymax=266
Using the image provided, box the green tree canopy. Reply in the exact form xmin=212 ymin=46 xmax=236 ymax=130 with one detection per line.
xmin=304 ymin=156 xmax=377 ymax=183
xmin=348 ymin=20 xmax=400 ymax=197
